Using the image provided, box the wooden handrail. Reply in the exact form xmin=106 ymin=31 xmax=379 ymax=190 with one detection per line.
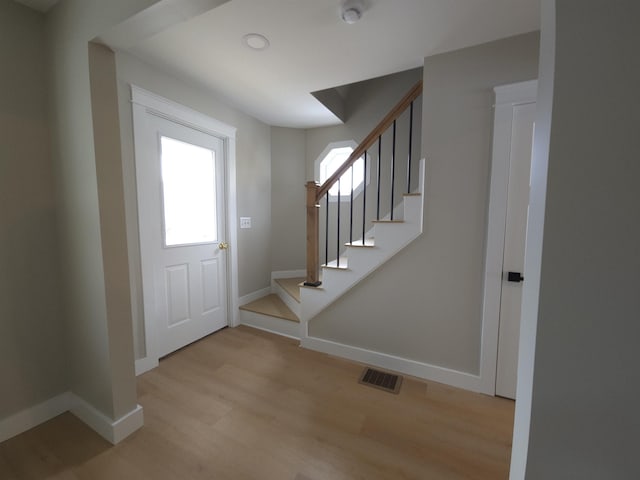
xmin=316 ymin=80 xmax=423 ymax=200
xmin=305 ymin=79 xmax=423 ymax=286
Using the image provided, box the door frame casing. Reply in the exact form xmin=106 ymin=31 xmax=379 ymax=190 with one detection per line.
xmin=479 ymin=80 xmax=537 ymax=395
xmin=130 ymin=85 xmax=239 ymax=375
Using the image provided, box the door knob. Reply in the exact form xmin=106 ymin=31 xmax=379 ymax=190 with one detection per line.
xmin=218 ymin=242 xmax=228 ymax=250
xmin=507 ymin=271 xmax=524 ymax=283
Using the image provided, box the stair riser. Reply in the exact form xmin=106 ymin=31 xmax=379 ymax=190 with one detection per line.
xmin=372 ymin=223 xmax=419 ymax=249
xmin=239 ymin=310 xmax=301 ymax=339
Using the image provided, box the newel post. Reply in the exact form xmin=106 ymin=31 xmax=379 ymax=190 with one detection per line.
xmin=304 ymin=181 xmax=321 ymax=287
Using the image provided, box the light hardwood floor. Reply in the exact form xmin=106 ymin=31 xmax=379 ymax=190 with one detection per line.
xmin=0 ymin=326 xmax=514 ymax=479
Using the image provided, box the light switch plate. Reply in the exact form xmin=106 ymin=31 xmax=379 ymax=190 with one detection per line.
xmin=240 ymin=217 xmax=251 ymax=229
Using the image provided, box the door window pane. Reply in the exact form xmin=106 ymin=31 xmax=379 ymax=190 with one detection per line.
xmin=160 ymin=136 xmax=217 ymax=246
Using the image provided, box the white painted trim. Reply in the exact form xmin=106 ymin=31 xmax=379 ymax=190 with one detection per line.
xmin=0 ymin=393 xmax=144 ymax=445
xmin=271 ymin=269 xmax=306 ymax=280
xmin=494 ymin=80 xmax=538 ymax=106
xmin=226 ymin=136 xmax=240 ymax=327
xmin=270 ymin=271 xmax=305 ymax=320
xmin=130 ymin=84 xmax=240 ymax=367
xmin=135 ymin=355 xmax=159 ymax=376
xmin=239 ymin=311 xmax=301 ymax=340
xmin=238 ymin=287 xmax=271 ymax=306
xmin=302 ymin=336 xmax=482 ymax=393
xmin=479 ymin=80 xmax=537 ymax=396
xmin=271 ymin=278 xmax=301 ymax=318
xmin=111 ymin=404 xmax=144 ymax=444
xmin=69 ymin=394 xmax=143 ymax=444
xmin=131 ymin=85 xmax=236 ymax=139
xmin=0 ymin=392 xmax=72 ymax=443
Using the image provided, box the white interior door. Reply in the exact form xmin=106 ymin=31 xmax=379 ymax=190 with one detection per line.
xmin=137 ymin=114 xmax=228 ymax=358
xmin=495 ymin=102 xmax=536 ymax=399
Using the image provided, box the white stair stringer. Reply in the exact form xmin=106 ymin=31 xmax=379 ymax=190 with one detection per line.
xmin=299 ymin=158 xmax=425 ymax=335
xmin=271 ymin=277 xmax=301 ymax=319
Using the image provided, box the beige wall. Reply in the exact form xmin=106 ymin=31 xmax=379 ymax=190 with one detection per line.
xmin=0 ymin=0 xmax=66 ymax=419
xmin=45 ymin=0 xmax=161 ymax=420
xmin=308 ymin=33 xmax=539 ymax=375
xmin=305 ymin=68 xmax=424 ymax=264
xmin=305 ymin=68 xmax=423 ymax=182
xmin=270 ymin=127 xmax=306 ymax=272
xmin=523 ymin=1 xmax=640 ymax=477
xmin=269 ymin=70 xmax=423 ymax=274
xmin=115 ymin=51 xmax=273 ymax=358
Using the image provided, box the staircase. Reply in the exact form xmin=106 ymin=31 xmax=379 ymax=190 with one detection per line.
xmin=239 ymin=176 xmax=424 ymax=339
xmin=239 ymin=81 xmax=424 ymax=344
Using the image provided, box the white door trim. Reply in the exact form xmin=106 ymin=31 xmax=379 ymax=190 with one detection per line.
xmin=479 ymin=80 xmax=537 ymax=395
xmin=130 ymin=85 xmax=239 ymax=375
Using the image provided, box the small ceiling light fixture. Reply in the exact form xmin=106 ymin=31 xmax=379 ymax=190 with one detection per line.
xmin=242 ymin=33 xmax=270 ymax=51
xmin=340 ymin=0 xmax=364 ymax=24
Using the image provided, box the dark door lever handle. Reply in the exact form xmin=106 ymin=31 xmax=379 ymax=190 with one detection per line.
xmin=507 ymin=271 xmax=524 ymax=283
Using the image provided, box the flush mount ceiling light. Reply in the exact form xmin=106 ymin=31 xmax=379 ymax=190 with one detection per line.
xmin=340 ymin=0 xmax=364 ymax=24
xmin=242 ymin=33 xmax=270 ymax=51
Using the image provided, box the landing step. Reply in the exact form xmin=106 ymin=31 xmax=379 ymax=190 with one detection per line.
xmin=239 ymin=294 xmax=299 ymax=323
xmin=274 ymin=277 xmax=304 ymax=303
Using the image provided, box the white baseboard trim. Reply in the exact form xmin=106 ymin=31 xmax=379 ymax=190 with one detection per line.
xmin=301 ymin=336 xmax=483 ymax=393
xmin=0 ymin=392 xmax=72 ymax=443
xmin=0 ymin=393 xmax=144 ymax=445
xmin=271 ymin=269 xmax=306 ymax=280
xmin=111 ymin=404 xmax=144 ymax=444
xmin=69 ymin=394 xmax=144 ymax=445
xmin=238 ymin=286 xmax=271 ymax=306
xmin=240 ymin=310 xmax=300 ymax=340
xmin=135 ymin=355 xmax=159 ymax=376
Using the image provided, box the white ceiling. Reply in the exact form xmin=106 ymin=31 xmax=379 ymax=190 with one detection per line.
xmin=16 ymin=0 xmax=539 ymax=128
xmin=126 ymin=0 xmax=539 ymax=128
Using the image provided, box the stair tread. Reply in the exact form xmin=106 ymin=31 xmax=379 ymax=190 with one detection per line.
xmin=345 ymin=238 xmax=375 ymax=248
xmin=372 ymin=219 xmax=405 ymax=223
xmin=274 ymin=277 xmax=304 ymax=303
xmin=239 ymin=294 xmax=299 ymax=323
xmin=403 ymin=192 xmax=422 ymax=197
xmin=323 ymin=257 xmax=349 ymax=269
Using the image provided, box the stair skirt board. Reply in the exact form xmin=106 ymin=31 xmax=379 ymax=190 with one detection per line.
xmin=274 ymin=277 xmax=304 ymax=303
xmin=239 ymin=310 xmax=301 ymax=340
xmin=240 ymin=294 xmax=298 ymax=322
xmin=301 ymin=336 xmax=484 ymax=394
xmin=272 ymin=277 xmax=303 ymax=318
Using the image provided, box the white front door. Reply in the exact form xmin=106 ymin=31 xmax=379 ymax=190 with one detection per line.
xmin=495 ymin=101 xmax=536 ymax=399
xmin=137 ymin=114 xmax=228 ymax=358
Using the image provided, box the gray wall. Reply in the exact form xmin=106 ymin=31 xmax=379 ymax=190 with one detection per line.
xmin=115 ymin=51 xmax=273 ymax=358
xmin=524 ymin=1 xmax=640 ymax=477
xmin=270 ymin=127 xmax=306 ymax=272
xmin=0 ymin=0 xmax=67 ymax=419
xmin=309 ymin=33 xmax=539 ymax=375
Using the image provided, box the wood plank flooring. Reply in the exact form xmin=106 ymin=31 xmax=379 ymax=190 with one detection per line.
xmin=0 ymin=326 xmax=514 ymax=479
